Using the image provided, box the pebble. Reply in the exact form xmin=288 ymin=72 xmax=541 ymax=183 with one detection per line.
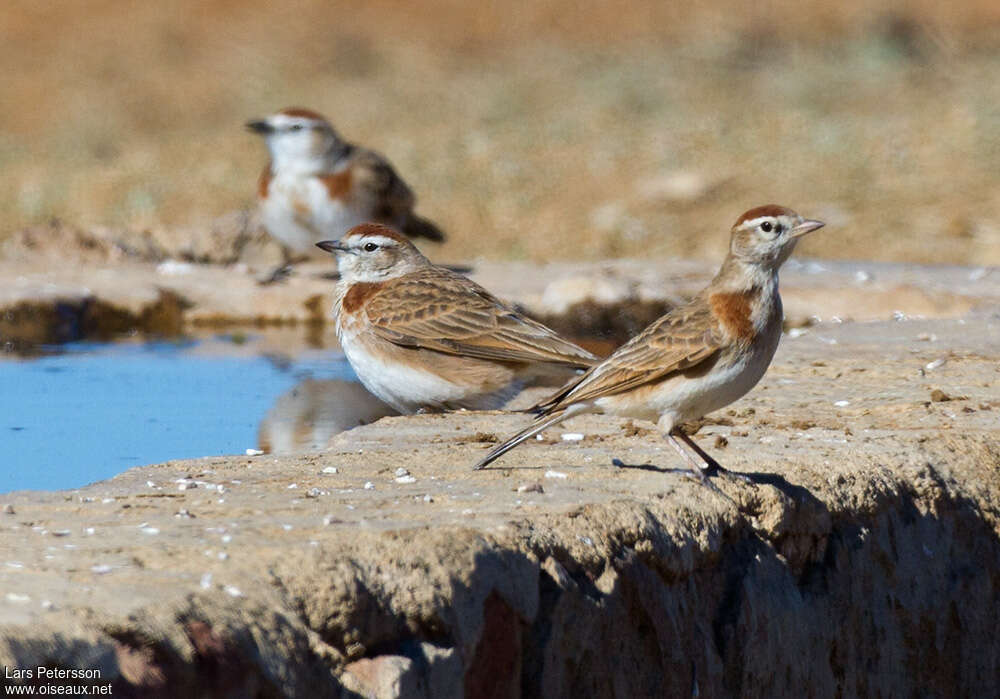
xmin=245 ymin=448 xmax=264 ymax=456
xmin=395 ymin=467 xmax=410 ymax=477
xmin=364 ymin=482 xmax=375 ymax=490
xmin=395 ymin=476 xmax=417 ymax=484
xmin=5 ymin=593 xmax=30 ymax=604
xmin=140 ymin=527 xmax=160 ymax=535
xmin=834 ymin=400 xmax=850 ymax=407
xmin=200 ymin=573 xmax=213 ymax=589
xmin=544 ymin=470 xmax=568 ymax=479
xmin=223 ymin=585 xmax=243 ymax=598
xmin=925 ymin=358 xmax=947 ymax=371
xmin=561 ymin=433 xmax=584 ymax=442
xmin=3 ymin=504 xmax=15 ymax=515
xmin=321 ymin=467 xmax=339 ymax=474
xmin=91 ymin=564 xmax=113 ymax=575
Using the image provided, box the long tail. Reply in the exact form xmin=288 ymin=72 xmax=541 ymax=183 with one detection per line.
xmin=473 ymin=404 xmax=589 ymax=470
xmin=402 ymin=214 xmax=447 ymax=242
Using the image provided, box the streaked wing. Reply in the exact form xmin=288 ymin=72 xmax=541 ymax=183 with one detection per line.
xmin=364 ymin=268 xmax=598 ymax=367
xmin=351 ymin=148 xmax=415 ymax=217
xmin=534 ymin=297 xmax=721 ymax=410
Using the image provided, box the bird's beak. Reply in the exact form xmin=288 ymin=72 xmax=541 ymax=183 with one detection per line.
xmin=790 ymin=219 xmax=825 ymax=238
xmin=316 ymin=240 xmax=349 ymax=254
xmin=245 ymin=119 xmax=274 ymax=135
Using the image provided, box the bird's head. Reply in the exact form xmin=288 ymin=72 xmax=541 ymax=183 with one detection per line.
xmin=246 ymin=107 xmax=340 ymax=171
xmin=316 ymin=224 xmax=428 ymax=282
xmin=728 ymin=205 xmax=825 ymax=270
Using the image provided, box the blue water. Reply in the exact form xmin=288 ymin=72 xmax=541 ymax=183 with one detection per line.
xmin=1 ymin=340 xmax=354 ymax=493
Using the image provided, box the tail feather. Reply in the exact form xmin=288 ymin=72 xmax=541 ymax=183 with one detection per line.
xmin=472 ymin=403 xmax=589 ymax=470
xmin=402 ymin=214 xmax=446 ymax=242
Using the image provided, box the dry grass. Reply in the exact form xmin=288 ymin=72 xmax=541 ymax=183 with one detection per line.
xmin=2 ymin=0 xmax=1000 ymax=265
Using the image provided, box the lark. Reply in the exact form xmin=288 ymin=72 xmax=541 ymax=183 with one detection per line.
xmin=317 ymin=224 xmax=599 ymax=413
xmin=473 ymin=205 xmax=825 ymax=482
xmin=247 ymin=107 xmax=445 ymax=280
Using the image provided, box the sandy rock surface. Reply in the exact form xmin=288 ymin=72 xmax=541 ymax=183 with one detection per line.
xmin=1 ymin=307 xmax=998 ymax=695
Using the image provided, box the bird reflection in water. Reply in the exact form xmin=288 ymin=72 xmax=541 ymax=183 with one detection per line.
xmin=257 ymin=379 xmax=397 ymax=454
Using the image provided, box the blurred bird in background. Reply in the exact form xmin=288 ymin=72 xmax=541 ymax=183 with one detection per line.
xmin=247 ymin=107 xmax=446 ymax=282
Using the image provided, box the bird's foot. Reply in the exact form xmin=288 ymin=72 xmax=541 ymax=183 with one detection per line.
xmin=258 ymin=265 xmax=293 ymax=285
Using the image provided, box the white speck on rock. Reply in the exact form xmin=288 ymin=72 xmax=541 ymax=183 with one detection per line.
xmin=561 ymin=433 xmax=584 ymax=442
xmin=5 ymin=593 xmax=30 ymax=604
xmin=834 ymin=400 xmax=850 ymax=407
xmin=545 ymin=470 xmax=568 ymax=479
xmin=91 ymin=564 xmax=113 ymax=575
xmin=322 ymin=467 xmax=339 ymax=474
xmin=223 ymin=585 xmax=243 ymax=598
xmin=364 ymin=482 xmax=375 ymax=490
xmin=141 ymin=527 xmax=160 ymax=535
xmin=200 ymin=573 xmax=213 ymax=589
xmin=395 ymin=467 xmax=410 ymax=477
xmin=287 ymin=483 xmax=298 ymax=489
xmin=156 ymin=260 xmax=194 ymax=276
xmin=787 ymin=328 xmax=808 ymax=338
xmin=245 ymin=448 xmax=264 ymax=456
xmin=925 ymin=358 xmax=946 ymax=371
xmin=395 ymin=476 xmax=417 ymax=484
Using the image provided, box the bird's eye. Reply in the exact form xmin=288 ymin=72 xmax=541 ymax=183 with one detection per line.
xmin=760 ymin=221 xmax=773 ymax=233
xmin=288 ymin=124 xmax=303 ymax=132
xmin=363 ymin=242 xmax=378 ymax=252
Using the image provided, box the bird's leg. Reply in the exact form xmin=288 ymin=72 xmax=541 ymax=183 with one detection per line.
xmin=664 ymin=432 xmax=733 ymax=501
xmin=258 ymin=247 xmax=297 ymax=285
xmin=676 ymin=431 xmax=752 ymax=484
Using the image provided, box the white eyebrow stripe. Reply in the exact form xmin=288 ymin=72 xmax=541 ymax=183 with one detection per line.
xmin=742 ymin=216 xmax=794 ymax=228
xmin=353 ymin=235 xmax=401 ymax=247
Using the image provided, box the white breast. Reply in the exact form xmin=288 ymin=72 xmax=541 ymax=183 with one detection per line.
xmin=262 ymin=173 xmax=367 ymax=254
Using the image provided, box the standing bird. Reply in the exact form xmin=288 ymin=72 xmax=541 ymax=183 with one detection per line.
xmin=473 ymin=205 xmax=825 ymax=481
xmin=317 ymin=223 xmax=599 ymax=413
xmin=247 ymin=107 xmax=446 ymax=281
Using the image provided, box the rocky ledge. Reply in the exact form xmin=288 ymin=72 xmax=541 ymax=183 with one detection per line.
xmin=2 ymin=308 xmax=999 ymax=696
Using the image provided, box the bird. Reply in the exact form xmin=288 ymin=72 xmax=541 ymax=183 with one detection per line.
xmin=246 ymin=107 xmax=446 ymax=281
xmin=473 ymin=205 xmax=825 ymax=482
xmin=316 ymin=223 xmax=599 ymax=414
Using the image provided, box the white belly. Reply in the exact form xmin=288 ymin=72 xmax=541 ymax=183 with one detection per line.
xmin=262 ymin=175 xmax=367 ymax=254
xmin=595 ymin=322 xmax=782 ymax=429
xmin=338 ymin=331 xmax=519 ymax=414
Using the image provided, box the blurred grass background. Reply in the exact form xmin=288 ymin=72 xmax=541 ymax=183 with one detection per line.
xmin=2 ymin=0 xmax=999 ymax=265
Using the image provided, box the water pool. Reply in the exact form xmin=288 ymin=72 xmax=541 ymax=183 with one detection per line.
xmin=1 ymin=338 xmax=383 ymax=493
